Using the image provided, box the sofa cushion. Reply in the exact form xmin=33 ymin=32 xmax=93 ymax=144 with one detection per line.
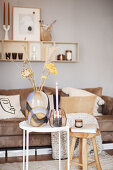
xmin=43 ymin=86 xmax=68 ymax=96
xmin=102 ymin=96 xmax=113 ymax=115
xmin=60 ymin=96 xmax=96 ymax=114
xmin=101 ymin=132 xmax=113 ymax=142
xmin=0 ymin=134 xmax=51 ymax=148
xmin=83 ymin=87 xmax=103 ymax=97
xmin=62 ymin=87 xmax=104 ymax=116
xmin=0 ymin=95 xmax=25 ymax=119
xmin=0 ymin=88 xmax=33 ymax=114
xmin=0 ymin=118 xmax=51 ymax=136
xmin=0 ymin=118 xmax=26 ymax=136
xmin=96 ymin=115 xmax=113 ymax=132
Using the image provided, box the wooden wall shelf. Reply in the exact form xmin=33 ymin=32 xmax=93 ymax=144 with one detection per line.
xmin=0 ymin=40 xmax=79 ymax=63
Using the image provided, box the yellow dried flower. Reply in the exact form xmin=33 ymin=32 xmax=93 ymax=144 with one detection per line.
xmin=41 ymin=76 xmax=47 ymax=79
xmin=21 ymin=68 xmax=33 ymax=78
xmin=45 ymin=63 xmax=58 ymax=75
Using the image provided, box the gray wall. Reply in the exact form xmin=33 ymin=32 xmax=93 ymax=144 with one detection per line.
xmin=0 ymin=0 xmax=113 ymax=96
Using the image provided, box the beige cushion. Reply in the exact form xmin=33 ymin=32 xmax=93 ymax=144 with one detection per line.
xmin=0 ymin=95 xmax=25 ymax=119
xmin=62 ymin=87 xmax=104 ymax=116
xmin=60 ymin=96 xmax=96 ymax=115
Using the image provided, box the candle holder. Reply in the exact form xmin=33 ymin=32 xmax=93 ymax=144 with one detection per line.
xmin=75 ymin=119 xmax=83 ymax=128
xmin=3 ymin=25 xmax=10 ymax=40
xmin=49 ymin=109 xmax=67 ymax=127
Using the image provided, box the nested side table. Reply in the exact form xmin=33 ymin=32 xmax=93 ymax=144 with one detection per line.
xmin=19 ymin=120 xmax=70 ymax=170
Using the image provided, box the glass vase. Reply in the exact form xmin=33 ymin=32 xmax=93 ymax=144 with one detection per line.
xmin=26 ymin=91 xmax=50 ymax=127
xmin=49 ymin=109 xmax=67 ymax=127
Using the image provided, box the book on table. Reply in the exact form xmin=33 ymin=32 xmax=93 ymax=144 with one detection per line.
xmin=71 ymin=124 xmax=97 ymax=133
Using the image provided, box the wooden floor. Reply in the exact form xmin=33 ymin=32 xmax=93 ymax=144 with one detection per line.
xmin=0 ymin=150 xmax=113 ymax=164
xmin=0 ymin=154 xmax=53 ymax=164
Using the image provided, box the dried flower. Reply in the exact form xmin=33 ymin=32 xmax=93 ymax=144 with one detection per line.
xmin=45 ymin=63 xmax=58 ymax=75
xmin=12 ymin=43 xmax=58 ymax=93
xmin=21 ymin=68 xmax=33 ymax=78
xmin=22 ymin=59 xmax=29 ymax=67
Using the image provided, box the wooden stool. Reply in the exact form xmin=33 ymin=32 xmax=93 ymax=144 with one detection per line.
xmin=65 ymin=129 xmax=102 ymax=170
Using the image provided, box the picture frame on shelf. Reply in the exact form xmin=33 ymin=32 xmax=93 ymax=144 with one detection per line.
xmin=12 ymin=7 xmax=41 ymax=41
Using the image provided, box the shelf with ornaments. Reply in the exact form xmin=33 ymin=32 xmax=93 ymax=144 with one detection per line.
xmin=0 ymin=40 xmax=79 ymax=63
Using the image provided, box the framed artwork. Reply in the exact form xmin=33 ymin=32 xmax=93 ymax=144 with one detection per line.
xmin=12 ymin=7 xmax=41 ymax=41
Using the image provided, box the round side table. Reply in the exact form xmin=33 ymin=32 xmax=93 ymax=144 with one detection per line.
xmin=19 ymin=120 xmax=70 ymax=170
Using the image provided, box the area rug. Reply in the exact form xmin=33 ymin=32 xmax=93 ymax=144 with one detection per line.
xmin=0 ymin=153 xmax=113 ymax=170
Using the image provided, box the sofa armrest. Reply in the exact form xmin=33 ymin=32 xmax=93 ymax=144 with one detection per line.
xmin=102 ymin=96 xmax=113 ymax=115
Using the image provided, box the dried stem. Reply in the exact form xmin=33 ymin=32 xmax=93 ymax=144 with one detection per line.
xmin=39 ymin=71 xmax=50 ymax=91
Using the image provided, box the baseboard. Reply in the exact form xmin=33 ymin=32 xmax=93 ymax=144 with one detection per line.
xmin=36 ymin=148 xmax=52 ymax=155
xmin=7 ymin=149 xmax=35 ymax=157
xmin=102 ymin=143 xmax=113 ymax=150
xmin=0 ymin=148 xmax=52 ymax=158
xmin=0 ymin=151 xmax=5 ymax=158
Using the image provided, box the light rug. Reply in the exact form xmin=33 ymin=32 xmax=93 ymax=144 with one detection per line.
xmin=0 ymin=153 xmax=113 ymax=170
xmin=52 ymin=113 xmax=102 ymax=159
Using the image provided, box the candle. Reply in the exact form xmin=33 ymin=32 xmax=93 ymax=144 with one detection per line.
xmin=3 ymin=1 xmax=5 ymax=25
xmin=56 ymin=82 xmax=59 ymax=115
xmin=75 ymin=119 xmax=83 ymax=128
xmin=8 ymin=3 xmax=10 ymax=25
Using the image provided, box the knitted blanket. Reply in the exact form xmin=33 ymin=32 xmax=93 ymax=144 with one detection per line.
xmin=51 ymin=113 xmax=102 ymax=159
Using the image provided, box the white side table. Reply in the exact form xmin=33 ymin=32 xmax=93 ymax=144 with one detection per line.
xmin=19 ymin=120 xmax=70 ymax=170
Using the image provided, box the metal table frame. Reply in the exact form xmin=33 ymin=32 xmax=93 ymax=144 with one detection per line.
xmin=19 ymin=120 xmax=70 ymax=170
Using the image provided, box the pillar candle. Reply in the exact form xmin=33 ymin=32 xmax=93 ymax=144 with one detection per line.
xmin=56 ymin=82 xmax=59 ymax=116
xmin=3 ymin=1 xmax=5 ymax=25
xmin=8 ymin=3 xmax=10 ymax=25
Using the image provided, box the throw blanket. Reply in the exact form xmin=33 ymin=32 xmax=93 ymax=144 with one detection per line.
xmin=51 ymin=113 xmax=102 ymax=159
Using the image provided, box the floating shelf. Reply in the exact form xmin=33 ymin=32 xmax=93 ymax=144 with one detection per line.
xmin=0 ymin=40 xmax=79 ymax=63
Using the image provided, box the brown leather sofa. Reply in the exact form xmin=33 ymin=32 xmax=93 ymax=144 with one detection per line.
xmin=0 ymin=86 xmax=113 ymax=151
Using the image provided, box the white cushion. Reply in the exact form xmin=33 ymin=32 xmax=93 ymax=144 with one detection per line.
xmin=62 ymin=87 xmax=104 ymax=116
xmin=0 ymin=95 xmax=25 ymax=119
xmin=48 ymin=95 xmax=54 ymax=111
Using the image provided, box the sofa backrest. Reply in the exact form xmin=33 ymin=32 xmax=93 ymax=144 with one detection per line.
xmin=0 ymin=86 xmax=103 ymax=113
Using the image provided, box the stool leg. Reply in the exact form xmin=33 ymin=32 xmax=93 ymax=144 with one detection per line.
xmin=65 ymin=137 xmax=76 ymax=170
xmin=92 ymin=137 xmax=102 ymax=170
xmin=82 ymin=138 xmax=88 ymax=170
xmin=79 ymin=138 xmax=82 ymax=169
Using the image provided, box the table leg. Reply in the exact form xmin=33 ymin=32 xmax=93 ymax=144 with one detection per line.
xmin=82 ymin=138 xmax=88 ymax=170
xmin=23 ymin=130 xmax=25 ymax=170
xmin=67 ymin=128 xmax=70 ymax=170
xmin=59 ymin=131 xmax=61 ymax=170
xmin=26 ymin=131 xmax=29 ymax=170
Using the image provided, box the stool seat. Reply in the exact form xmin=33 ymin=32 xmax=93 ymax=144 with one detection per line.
xmin=70 ymin=128 xmax=100 ymax=138
xmin=65 ymin=128 xmax=102 ymax=170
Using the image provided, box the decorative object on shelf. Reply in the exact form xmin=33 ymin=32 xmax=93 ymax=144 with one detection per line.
xmin=29 ymin=43 xmax=41 ymax=61
xmin=26 ymin=91 xmax=50 ymax=127
xmin=5 ymin=52 xmax=11 ymax=59
xmin=41 ymin=20 xmax=56 ymax=41
xmin=18 ymin=53 xmax=23 ymax=60
xmin=57 ymin=54 xmax=66 ymax=60
xmin=75 ymin=119 xmax=83 ymax=128
xmin=3 ymin=1 xmax=10 ymax=40
xmin=12 ymin=7 xmax=41 ymax=41
xmin=66 ymin=50 xmax=72 ymax=61
xmin=12 ymin=53 xmax=17 ymax=60
xmin=49 ymin=83 xmax=67 ymax=127
xmin=31 ymin=45 xmax=36 ymax=60
xmin=3 ymin=25 xmax=10 ymax=40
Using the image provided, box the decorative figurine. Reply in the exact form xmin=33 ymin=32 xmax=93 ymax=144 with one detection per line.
xmin=3 ymin=2 xmax=10 ymax=40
